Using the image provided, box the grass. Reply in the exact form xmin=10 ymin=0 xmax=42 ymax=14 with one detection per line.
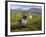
xmin=10 ymin=12 xmax=42 ymax=32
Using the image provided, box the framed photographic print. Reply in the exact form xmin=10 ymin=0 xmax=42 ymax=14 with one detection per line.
xmin=5 ymin=1 xmax=45 ymax=36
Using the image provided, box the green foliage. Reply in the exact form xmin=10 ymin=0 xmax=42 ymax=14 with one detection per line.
xmin=10 ymin=12 xmax=42 ymax=32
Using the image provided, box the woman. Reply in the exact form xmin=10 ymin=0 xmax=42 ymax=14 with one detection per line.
xmin=20 ymin=15 xmax=27 ymax=28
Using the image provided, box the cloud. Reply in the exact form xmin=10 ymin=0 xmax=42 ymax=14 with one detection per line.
xmin=10 ymin=4 xmax=41 ymax=10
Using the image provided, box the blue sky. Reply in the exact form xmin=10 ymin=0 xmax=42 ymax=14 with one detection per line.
xmin=10 ymin=4 xmax=41 ymax=10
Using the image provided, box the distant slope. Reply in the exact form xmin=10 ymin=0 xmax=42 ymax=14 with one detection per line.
xmin=10 ymin=8 xmax=42 ymax=15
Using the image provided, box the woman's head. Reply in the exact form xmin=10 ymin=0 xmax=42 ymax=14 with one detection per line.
xmin=23 ymin=15 xmax=27 ymax=19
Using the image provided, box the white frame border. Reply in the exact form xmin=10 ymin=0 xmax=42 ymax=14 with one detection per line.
xmin=7 ymin=2 xmax=45 ymax=35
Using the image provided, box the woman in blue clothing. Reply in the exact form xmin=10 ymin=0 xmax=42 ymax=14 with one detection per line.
xmin=20 ymin=15 xmax=27 ymax=28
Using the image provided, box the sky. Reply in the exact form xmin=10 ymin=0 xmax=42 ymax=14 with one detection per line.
xmin=10 ymin=4 xmax=41 ymax=10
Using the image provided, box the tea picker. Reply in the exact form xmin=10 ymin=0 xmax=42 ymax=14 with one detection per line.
xmin=20 ymin=15 xmax=27 ymax=28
